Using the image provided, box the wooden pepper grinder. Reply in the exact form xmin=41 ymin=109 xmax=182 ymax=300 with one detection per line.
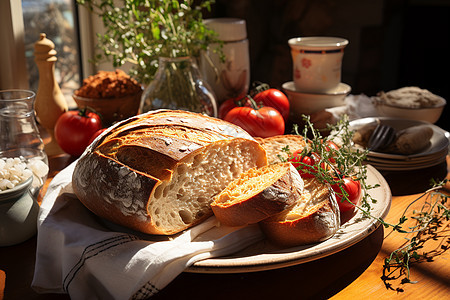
xmin=34 ymin=33 xmax=68 ymax=156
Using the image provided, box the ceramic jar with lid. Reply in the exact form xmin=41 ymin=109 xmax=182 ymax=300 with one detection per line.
xmin=201 ymin=18 xmax=250 ymax=104
xmin=0 ymin=176 xmax=39 ymax=246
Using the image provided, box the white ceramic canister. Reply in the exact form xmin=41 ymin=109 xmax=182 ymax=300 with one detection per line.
xmin=0 ymin=176 xmax=39 ymax=246
xmin=201 ymin=18 xmax=250 ymax=104
xmin=288 ymin=37 xmax=348 ymax=93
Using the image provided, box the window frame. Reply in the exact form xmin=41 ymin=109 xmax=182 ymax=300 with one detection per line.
xmin=0 ymin=0 xmax=29 ymax=89
xmin=0 ymin=0 xmax=97 ymax=90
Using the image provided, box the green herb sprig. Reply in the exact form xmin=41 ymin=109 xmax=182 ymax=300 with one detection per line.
xmin=77 ymin=0 xmax=223 ymax=85
xmin=382 ymin=181 xmax=449 ymax=290
xmin=284 ymin=115 xmax=380 ymax=218
xmin=288 ymin=115 xmax=449 ymax=289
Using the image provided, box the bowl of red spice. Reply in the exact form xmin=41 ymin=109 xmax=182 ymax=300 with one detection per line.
xmin=73 ymin=69 xmax=143 ymax=126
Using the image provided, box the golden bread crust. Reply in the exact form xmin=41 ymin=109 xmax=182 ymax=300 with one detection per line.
xmin=72 ymin=110 xmax=268 ymax=235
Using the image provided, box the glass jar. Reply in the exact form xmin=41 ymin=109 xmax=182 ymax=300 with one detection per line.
xmin=140 ymin=57 xmax=218 ymax=117
xmin=0 ymin=90 xmax=49 ymax=198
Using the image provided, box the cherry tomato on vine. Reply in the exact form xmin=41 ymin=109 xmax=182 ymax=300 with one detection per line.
xmin=224 ymin=106 xmax=285 ymax=138
xmin=288 ymin=150 xmax=318 ymax=178
xmin=325 ymin=140 xmax=339 ymax=152
xmin=323 ymin=140 xmax=340 ymax=163
xmin=331 ymin=177 xmax=362 ymax=212
xmin=253 ymin=88 xmax=290 ymax=121
xmin=54 ymin=109 xmax=103 ymax=156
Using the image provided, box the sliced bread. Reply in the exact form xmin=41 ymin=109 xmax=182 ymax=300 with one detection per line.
xmin=256 ymin=135 xmax=340 ymax=247
xmin=72 ymin=110 xmax=268 ymax=235
xmin=211 ymin=162 xmax=304 ymax=227
xmin=259 ymin=177 xmax=340 ymax=247
xmin=255 ymin=134 xmax=307 ymax=164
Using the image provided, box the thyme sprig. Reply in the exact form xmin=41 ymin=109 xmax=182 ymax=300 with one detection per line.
xmin=290 ymin=115 xmax=449 ymax=290
xmin=284 ymin=115 xmax=380 ymax=219
xmin=382 ymin=181 xmax=449 ymax=290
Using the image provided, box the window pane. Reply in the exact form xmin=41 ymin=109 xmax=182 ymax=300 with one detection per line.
xmin=22 ymin=0 xmax=80 ymax=108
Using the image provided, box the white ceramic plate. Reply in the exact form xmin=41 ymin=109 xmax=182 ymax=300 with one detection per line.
xmin=366 ymin=149 xmax=448 ymax=164
xmin=186 ymin=165 xmax=391 ymax=273
xmin=350 ymin=117 xmax=449 ymax=161
xmin=366 ymin=156 xmax=447 ymax=171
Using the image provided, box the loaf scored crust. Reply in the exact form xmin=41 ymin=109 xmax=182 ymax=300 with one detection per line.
xmin=211 ymin=162 xmax=304 ymax=227
xmin=72 ymin=110 xmax=268 ymax=235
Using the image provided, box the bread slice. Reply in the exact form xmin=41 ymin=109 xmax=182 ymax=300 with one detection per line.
xmin=259 ymin=177 xmax=340 ymax=247
xmin=211 ymin=162 xmax=304 ymax=227
xmin=256 ymin=135 xmax=340 ymax=247
xmin=72 ymin=110 xmax=268 ymax=235
xmin=255 ymin=134 xmax=307 ymax=164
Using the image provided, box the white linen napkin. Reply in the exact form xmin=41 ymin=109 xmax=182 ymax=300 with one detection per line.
xmin=31 ymin=161 xmax=264 ymax=299
xmin=327 ymin=94 xmax=380 ymax=122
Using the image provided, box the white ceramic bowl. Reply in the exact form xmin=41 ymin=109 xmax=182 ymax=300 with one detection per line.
xmin=282 ymin=81 xmax=351 ymax=116
xmin=375 ymin=99 xmax=446 ymax=124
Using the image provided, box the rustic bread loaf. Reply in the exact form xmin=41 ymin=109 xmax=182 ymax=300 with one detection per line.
xmin=256 ymin=135 xmax=340 ymax=247
xmin=255 ymin=134 xmax=306 ymax=164
xmin=259 ymin=177 xmax=340 ymax=247
xmin=211 ymin=162 xmax=304 ymax=227
xmin=72 ymin=110 xmax=268 ymax=235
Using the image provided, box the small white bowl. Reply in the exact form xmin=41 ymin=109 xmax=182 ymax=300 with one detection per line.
xmin=282 ymin=81 xmax=351 ymax=116
xmin=373 ymin=87 xmax=446 ymax=124
xmin=375 ymin=100 xmax=446 ymax=124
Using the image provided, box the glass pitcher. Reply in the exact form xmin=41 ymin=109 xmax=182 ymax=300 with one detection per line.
xmin=140 ymin=56 xmax=218 ymax=117
xmin=0 ymin=89 xmax=49 ymax=197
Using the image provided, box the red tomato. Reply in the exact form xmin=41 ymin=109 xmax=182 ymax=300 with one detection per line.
xmin=253 ymin=88 xmax=290 ymax=121
xmin=54 ymin=109 xmax=103 ymax=156
xmin=218 ymin=97 xmax=253 ymax=119
xmin=224 ymin=106 xmax=285 ymax=138
xmin=218 ymin=98 xmax=237 ymax=120
xmin=323 ymin=140 xmax=340 ymax=163
xmin=331 ymin=177 xmax=362 ymax=212
xmin=88 ymin=128 xmax=107 ymax=144
xmin=325 ymin=140 xmax=339 ymax=152
xmin=288 ymin=150 xmax=317 ymax=178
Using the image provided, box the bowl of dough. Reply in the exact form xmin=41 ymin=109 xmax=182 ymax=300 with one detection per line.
xmin=374 ymin=86 xmax=446 ymax=124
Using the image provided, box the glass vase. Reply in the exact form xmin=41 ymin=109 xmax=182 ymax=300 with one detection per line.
xmin=140 ymin=57 xmax=218 ymax=117
xmin=0 ymin=90 xmax=49 ymax=198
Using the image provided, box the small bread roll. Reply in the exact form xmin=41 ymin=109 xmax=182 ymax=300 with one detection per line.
xmin=352 ymin=124 xmax=377 ymax=148
xmin=386 ymin=125 xmax=433 ymax=155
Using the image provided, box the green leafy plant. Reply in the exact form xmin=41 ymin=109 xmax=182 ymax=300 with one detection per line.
xmin=77 ymin=0 xmax=223 ymax=85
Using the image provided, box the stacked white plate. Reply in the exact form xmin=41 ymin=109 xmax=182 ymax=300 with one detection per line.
xmin=349 ymin=117 xmax=450 ymax=171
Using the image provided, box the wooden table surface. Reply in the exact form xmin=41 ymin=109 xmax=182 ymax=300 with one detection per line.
xmin=1 ymin=154 xmax=449 ymax=300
